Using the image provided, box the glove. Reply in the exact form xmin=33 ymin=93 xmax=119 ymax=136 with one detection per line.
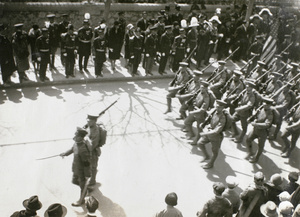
xmin=63 ymin=53 xmax=67 ymax=57
xmin=130 ymin=55 xmax=134 ymax=59
xmin=171 ymin=51 xmax=175 ymax=55
xmin=37 ymin=57 xmax=41 ymax=62
xmin=145 ymin=53 xmax=150 ymax=57
xmin=162 ymin=53 xmax=165 ymax=57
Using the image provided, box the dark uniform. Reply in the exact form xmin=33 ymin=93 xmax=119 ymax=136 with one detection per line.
xmin=93 ymin=29 xmax=107 ymax=77
xmin=36 ymin=28 xmax=51 ymax=82
xmin=233 ymin=22 xmax=248 ymax=61
xmin=28 ymin=25 xmax=41 ymax=71
xmin=46 ymin=14 xmax=60 ymax=69
xmin=58 ymin=14 xmax=69 ymax=66
xmin=129 ymin=28 xmax=144 ymax=76
xmin=144 ymin=26 xmax=158 ymax=75
xmin=78 ymin=20 xmax=93 ymax=72
xmin=186 ymin=25 xmax=198 ymax=63
xmin=61 ymin=24 xmax=78 ymax=78
xmin=158 ymin=26 xmax=173 ymax=75
xmin=136 ymin=12 xmax=148 ymax=34
xmin=172 ymin=29 xmax=187 ymax=72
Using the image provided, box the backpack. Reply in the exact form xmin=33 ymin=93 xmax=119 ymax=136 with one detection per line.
xmin=97 ymin=123 xmax=107 ymax=147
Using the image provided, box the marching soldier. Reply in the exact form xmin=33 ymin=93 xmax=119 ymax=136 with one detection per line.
xmin=93 ymin=28 xmax=107 ymax=77
xmin=209 ymin=60 xmax=229 ymax=99
xmin=248 ymin=61 xmax=267 ymax=85
xmin=171 ymin=28 xmax=187 ymax=72
xmin=61 ymin=24 xmax=78 ymax=78
xmin=36 ymin=28 xmax=51 ymax=82
xmin=263 ymin=71 xmax=283 ymax=96
xmin=285 ymin=62 xmax=299 ymax=82
xmin=12 ymin=23 xmax=30 ymax=83
xmin=78 ymin=20 xmax=93 ymax=73
xmin=247 ymin=35 xmax=264 ymax=73
xmin=231 ymin=80 xmax=257 ymax=143
xmin=144 ymin=25 xmax=158 ymax=76
xmin=60 ymin=127 xmax=91 ymax=207
xmin=58 ymin=14 xmax=70 ymax=66
xmin=158 ymin=25 xmax=173 ymax=75
xmin=281 ymin=96 xmax=300 ymax=158
xmin=46 ymin=14 xmax=60 ymax=70
xmin=183 ymin=81 xmax=215 ymax=143
xmin=129 ymin=27 xmax=144 ymax=76
xmin=197 ymin=100 xmax=227 ymax=169
xmin=165 ymin=62 xmax=192 ymax=114
xmin=245 ymin=97 xmax=274 ymax=163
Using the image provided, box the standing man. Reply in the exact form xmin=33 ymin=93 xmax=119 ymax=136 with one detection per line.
xmin=172 ymin=28 xmax=187 ymax=72
xmin=46 ymin=14 xmax=59 ymax=70
xmin=60 ymin=127 xmax=91 ymax=206
xmin=158 ymin=25 xmax=173 ymax=75
xmin=86 ymin=113 xmax=107 ymax=187
xmin=209 ymin=60 xmax=229 ymax=99
xmin=58 ymin=14 xmax=70 ymax=66
xmin=36 ymin=28 xmax=51 ymax=82
xmin=136 ymin=11 xmax=148 ymax=35
xmin=78 ymin=20 xmax=93 ymax=73
xmin=93 ymin=28 xmax=107 ymax=77
xmin=129 ymin=27 xmax=144 ymax=76
xmin=61 ymin=24 xmax=77 ymax=78
xmin=144 ymin=26 xmax=158 ymax=76
xmin=10 ymin=195 xmax=43 ymax=217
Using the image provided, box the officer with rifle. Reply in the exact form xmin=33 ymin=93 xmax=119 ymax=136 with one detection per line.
xmin=197 ymin=100 xmax=227 ymax=169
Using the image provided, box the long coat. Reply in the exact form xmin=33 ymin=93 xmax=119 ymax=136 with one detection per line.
xmin=0 ymin=34 xmax=16 ymax=79
xmin=107 ymin=26 xmax=124 ymax=60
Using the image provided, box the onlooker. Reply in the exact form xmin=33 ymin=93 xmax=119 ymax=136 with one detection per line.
xmin=260 ymin=201 xmax=279 ymax=217
xmin=284 ymin=172 xmax=299 ymax=195
xmin=292 ymin=204 xmax=300 ymax=217
xmin=155 ymin=192 xmax=183 ymax=217
xmin=265 ymin=173 xmax=284 ymax=205
xmin=44 ymin=203 xmax=67 ymax=217
xmin=278 ymin=191 xmax=291 ymax=202
xmin=10 ymin=195 xmax=42 ymax=217
xmin=85 ymin=196 xmax=102 ymax=217
xmin=223 ymin=176 xmax=240 ymax=214
xmin=278 ymin=201 xmax=294 ymax=217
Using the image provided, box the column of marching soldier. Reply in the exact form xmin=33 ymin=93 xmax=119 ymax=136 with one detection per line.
xmin=1 ymin=4 xmax=299 ymax=86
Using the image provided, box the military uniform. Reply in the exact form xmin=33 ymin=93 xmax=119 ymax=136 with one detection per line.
xmin=93 ymin=31 xmax=107 ymax=77
xmin=78 ymin=21 xmax=93 ymax=71
xmin=58 ymin=14 xmax=69 ymax=66
xmin=172 ymin=31 xmax=187 ymax=72
xmin=249 ymin=62 xmax=267 ymax=86
xmin=61 ymin=26 xmax=78 ymax=78
xmin=47 ymin=15 xmax=60 ymax=68
xmin=209 ymin=62 xmax=229 ymax=99
xmin=36 ymin=29 xmax=51 ymax=82
xmin=144 ymin=29 xmax=158 ymax=75
xmin=158 ymin=27 xmax=173 ymax=75
xmin=129 ymin=30 xmax=144 ymax=76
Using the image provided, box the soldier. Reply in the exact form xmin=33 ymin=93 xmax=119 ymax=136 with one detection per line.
xmin=129 ymin=27 xmax=144 ymax=76
xmin=231 ymin=80 xmax=257 ymax=143
xmin=279 ymin=35 xmax=292 ymax=63
xmin=246 ymin=97 xmax=274 ymax=163
xmin=144 ymin=25 xmax=158 ymax=76
xmin=12 ymin=23 xmax=30 ymax=83
xmin=136 ymin=11 xmax=148 ymax=35
xmin=184 ymin=81 xmax=215 ymax=144
xmin=36 ymin=28 xmax=51 ymax=82
xmin=58 ymin=14 xmax=70 ymax=66
xmin=46 ymin=14 xmax=59 ymax=70
xmin=285 ymin=62 xmax=299 ymax=82
xmin=165 ymin=62 xmax=192 ymax=113
xmin=281 ymin=96 xmax=300 ymax=158
xmin=238 ymin=172 xmax=269 ymax=217
xmin=248 ymin=61 xmax=267 ymax=87
xmin=60 ymin=127 xmax=91 ymax=206
xmin=93 ymin=28 xmax=107 ymax=78
xmin=0 ymin=23 xmax=16 ymax=86
xmin=28 ymin=24 xmax=41 ymax=72
xmin=196 ymin=182 xmax=232 ymax=216
xmin=263 ymin=71 xmax=283 ymax=96
xmin=61 ymin=24 xmax=78 ymax=78
xmin=197 ymin=100 xmax=227 ymax=169
xmin=78 ymin=20 xmax=93 ymax=73
xmin=158 ymin=25 xmax=173 ymax=75
xmin=171 ymin=28 xmax=187 ymax=72
xmin=247 ymin=35 xmax=264 ymax=73
xmin=209 ymin=60 xmax=229 ymax=99
xmin=86 ymin=113 xmax=106 ymax=187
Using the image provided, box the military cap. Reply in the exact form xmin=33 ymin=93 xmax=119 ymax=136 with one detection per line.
xmin=41 ymin=28 xmax=48 ymax=32
xmin=23 ymin=195 xmax=42 ymax=211
xmin=150 ymin=25 xmax=158 ymax=31
xmin=272 ymin=71 xmax=282 ymax=77
xmin=254 ymin=171 xmax=265 ymax=181
xmin=233 ymin=70 xmax=243 ymax=76
xmin=193 ymin=70 xmax=203 ymax=76
xmin=76 ymin=127 xmax=88 ymax=137
xmin=274 ymin=54 xmax=282 ymax=58
xmin=257 ymin=61 xmax=266 ymax=66
xmin=216 ymin=100 xmax=227 ymax=107
xmin=179 ymin=28 xmax=185 ymax=33
xmin=256 ymin=35 xmax=264 ymax=40
xmin=213 ymin=182 xmax=226 ymax=195
xmin=291 ymin=62 xmax=299 ymax=67
xmin=46 ymin=14 xmax=56 ymax=18
xmin=279 ymin=191 xmax=291 ymax=202
xmin=44 ymin=203 xmax=67 ymax=217
xmin=260 ymin=201 xmax=279 ymax=217
xmin=284 ymin=34 xmax=291 ymax=38
xmin=250 ymin=14 xmax=263 ymax=20
xmin=270 ymin=173 xmax=283 ymax=186
xmin=14 ymin=23 xmax=23 ymax=28
xmin=225 ymin=176 xmax=238 ymax=188
xmin=67 ymin=24 xmax=74 ymax=30
xmin=200 ymin=80 xmax=209 ymax=87
xmin=83 ymin=19 xmax=90 ymax=24
xmin=279 ymin=201 xmax=294 ymax=215
xmin=263 ymin=97 xmax=275 ymax=105
xmin=86 ymin=196 xmax=99 ymax=213
xmin=218 ymin=60 xmax=226 ymax=65
xmin=259 ymin=8 xmax=273 ymax=16
xmin=62 ymin=14 xmax=69 ymax=17
xmin=179 ymin=62 xmax=188 ymax=66
xmin=288 ymin=171 xmax=299 ymax=181
xmin=87 ymin=113 xmax=98 ymax=120
xmin=165 ymin=192 xmax=178 ymax=206
xmin=165 ymin=25 xmax=172 ymax=30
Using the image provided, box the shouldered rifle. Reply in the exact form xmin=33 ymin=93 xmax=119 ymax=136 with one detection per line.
xmin=231 ymin=89 xmax=246 ymax=106
xmin=240 ymin=54 xmax=258 ymax=71
xmin=200 ymin=108 xmax=216 ymax=129
xmin=283 ymin=101 xmax=300 ymax=122
xmin=270 ymin=73 xmax=300 ymax=99
xmin=279 ymin=42 xmax=293 ymax=56
xmin=220 ymin=77 xmax=233 ymax=94
xmin=207 ymin=68 xmax=226 ymax=82
xmin=178 ymin=78 xmax=193 ymax=95
xmin=183 ymin=45 xmax=198 ymax=62
xmin=185 ymin=88 xmax=201 ymax=106
xmin=83 ymin=98 xmax=119 ymax=129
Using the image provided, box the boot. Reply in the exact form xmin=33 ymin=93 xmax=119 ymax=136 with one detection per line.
xmin=164 ymin=98 xmax=172 ymax=114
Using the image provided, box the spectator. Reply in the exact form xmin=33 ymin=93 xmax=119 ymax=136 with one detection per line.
xmin=223 ymin=176 xmax=240 ymax=214
xmin=260 ymin=201 xmax=279 ymax=217
xmin=278 ymin=191 xmax=291 ymax=202
xmin=10 ymin=195 xmax=42 ymax=217
xmin=278 ymin=201 xmax=294 ymax=217
xmin=85 ymin=196 xmax=102 ymax=217
xmin=44 ymin=203 xmax=67 ymax=217
xmin=291 ymin=186 xmax=300 ymax=208
xmin=265 ymin=173 xmax=284 ymax=205
xmin=284 ymin=172 xmax=299 ymax=194
xmin=155 ymin=192 xmax=183 ymax=217
xmin=292 ymin=204 xmax=300 ymax=217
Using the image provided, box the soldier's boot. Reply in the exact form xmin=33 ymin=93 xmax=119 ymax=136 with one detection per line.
xmin=198 ymin=144 xmax=210 ymax=162
xmin=72 ymin=178 xmax=91 ymax=207
xmin=245 ymin=139 xmax=254 ymax=160
xmin=230 ymin=123 xmax=238 ymax=138
xmin=234 ymin=130 xmax=246 ymax=144
xmin=164 ymin=98 xmax=172 ymax=114
xmin=185 ymin=124 xmax=195 ymax=139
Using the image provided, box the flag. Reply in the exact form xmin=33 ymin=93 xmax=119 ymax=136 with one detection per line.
xmin=260 ymin=18 xmax=279 ymax=66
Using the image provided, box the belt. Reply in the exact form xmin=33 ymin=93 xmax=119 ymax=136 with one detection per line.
xmin=39 ymin=49 xmax=49 ymax=52
xmin=79 ymin=39 xmax=91 ymax=43
xmin=96 ymin=49 xmax=105 ymax=52
xmin=65 ymin=46 xmax=75 ymax=49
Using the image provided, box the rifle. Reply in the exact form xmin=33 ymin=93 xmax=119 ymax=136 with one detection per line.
xmin=283 ymin=101 xmax=300 ymax=122
xmin=36 ymin=154 xmax=61 ymax=161
xmin=183 ymin=45 xmax=198 ymax=62
xmin=231 ymin=89 xmax=246 ymax=106
xmin=200 ymin=108 xmax=216 ymax=129
xmin=177 ymin=78 xmax=193 ymax=95
xmin=83 ymin=98 xmax=119 ymax=129
xmin=220 ymin=77 xmax=233 ymax=94
xmin=185 ymin=88 xmax=201 ymax=106
xmin=240 ymin=54 xmax=258 ymax=71
xmin=270 ymin=73 xmax=300 ymax=99
xmin=207 ymin=68 xmax=226 ymax=82
xmin=279 ymin=42 xmax=293 ymax=56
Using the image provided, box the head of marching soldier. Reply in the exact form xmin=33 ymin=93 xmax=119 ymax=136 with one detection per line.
xmin=73 ymin=127 xmax=88 ymax=143
xmin=179 ymin=61 xmax=188 ymax=71
xmin=47 ymin=14 xmax=56 ymax=23
xmin=245 ymin=80 xmax=256 ymax=93
xmin=284 ymin=34 xmax=291 ymax=43
xmin=213 ymin=182 xmax=226 ymax=196
xmin=215 ymin=100 xmax=227 ymax=113
xmin=262 ymin=97 xmax=274 ymax=112
xmin=254 ymin=171 xmax=265 ymax=186
xmin=14 ymin=23 xmax=24 ymax=35
xmin=87 ymin=113 xmax=98 ymax=128
xmin=233 ymin=70 xmax=242 ymax=82
xmin=193 ymin=70 xmax=203 ymax=84
xmin=218 ymin=60 xmax=226 ymax=70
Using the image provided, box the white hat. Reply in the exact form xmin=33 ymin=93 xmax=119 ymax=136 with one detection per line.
xmin=225 ymin=176 xmax=238 ymax=188
xmin=278 ymin=201 xmax=294 ymax=215
xmin=189 ymin=17 xmax=199 ymax=27
xmin=278 ymin=191 xmax=291 ymax=202
xmin=181 ymin=19 xmax=187 ymax=28
xmin=216 ymin=8 xmax=221 ymax=14
xmin=259 ymin=8 xmax=273 ymax=16
xmin=260 ymin=201 xmax=279 ymax=217
xmin=209 ymin=15 xmax=221 ymax=24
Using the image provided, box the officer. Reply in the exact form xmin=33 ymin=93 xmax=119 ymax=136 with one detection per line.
xmin=46 ymin=14 xmax=59 ymax=70
xmin=86 ymin=113 xmax=106 ymax=187
xmin=209 ymin=60 xmax=229 ymax=99
xmin=93 ymin=28 xmax=107 ymax=78
xmin=78 ymin=19 xmax=93 ymax=73
xmin=129 ymin=27 xmax=144 ymax=76
xmin=144 ymin=25 xmax=158 ymax=76
xmin=60 ymin=127 xmax=91 ymax=206
xmin=36 ymin=28 xmax=51 ymax=82
xmin=246 ymin=97 xmax=274 ymax=163
xmin=12 ymin=23 xmax=30 ymax=83
xmin=158 ymin=25 xmax=173 ymax=75
xmin=172 ymin=28 xmax=187 ymax=72
xmin=197 ymin=100 xmax=227 ymax=169
xmin=231 ymin=80 xmax=257 ymax=143
xmin=61 ymin=24 xmax=77 ymax=78
xmin=165 ymin=62 xmax=192 ymax=114
xmin=58 ymin=14 xmax=70 ymax=66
